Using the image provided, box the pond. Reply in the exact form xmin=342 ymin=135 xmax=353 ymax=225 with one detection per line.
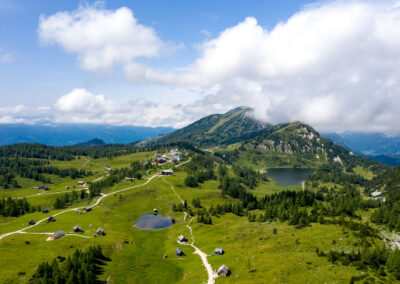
xmin=135 ymin=214 xmax=174 ymax=229
xmin=266 ymin=168 xmax=315 ymax=186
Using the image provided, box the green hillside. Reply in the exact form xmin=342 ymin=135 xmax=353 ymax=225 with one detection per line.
xmin=214 ymin=121 xmax=384 ymax=171
xmin=138 ymin=107 xmax=270 ymax=147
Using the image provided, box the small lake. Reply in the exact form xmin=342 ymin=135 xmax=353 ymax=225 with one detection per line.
xmin=135 ymin=214 xmax=173 ymax=229
xmin=266 ymin=168 xmax=315 ymax=186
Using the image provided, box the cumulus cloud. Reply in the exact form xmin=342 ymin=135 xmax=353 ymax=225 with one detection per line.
xmin=123 ymin=0 xmax=400 ymax=134
xmin=52 ymin=89 xmax=193 ymax=127
xmin=38 ymin=3 xmax=163 ymax=73
xmin=28 ymin=1 xmax=400 ymax=133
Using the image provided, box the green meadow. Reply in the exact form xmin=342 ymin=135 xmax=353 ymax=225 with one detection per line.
xmin=0 ymin=151 xmax=390 ymax=283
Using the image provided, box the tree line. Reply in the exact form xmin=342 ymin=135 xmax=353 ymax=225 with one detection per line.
xmin=30 ymin=245 xmax=110 ymax=284
xmin=0 ymin=197 xmax=35 ymax=217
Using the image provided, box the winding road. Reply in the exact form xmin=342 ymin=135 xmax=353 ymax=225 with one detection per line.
xmin=0 ymin=174 xmax=157 ymax=240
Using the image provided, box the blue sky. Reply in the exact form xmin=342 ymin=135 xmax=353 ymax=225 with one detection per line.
xmin=1 ymin=0 xmax=400 ymax=134
xmin=0 ymin=0 xmax=306 ymax=106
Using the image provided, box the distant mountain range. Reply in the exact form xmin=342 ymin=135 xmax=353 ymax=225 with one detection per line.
xmin=0 ymin=124 xmax=174 ymax=146
xmin=323 ymin=132 xmax=400 ymax=155
xmin=323 ymin=132 xmax=400 ymax=165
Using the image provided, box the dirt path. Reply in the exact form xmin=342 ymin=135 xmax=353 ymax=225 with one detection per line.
xmin=80 ymin=157 xmax=90 ymax=169
xmin=162 ymin=178 xmax=215 ymax=284
xmin=0 ymin=161 xmax=190 ymax=241
xmin=0 ymin=174 xmax=156 ymax=240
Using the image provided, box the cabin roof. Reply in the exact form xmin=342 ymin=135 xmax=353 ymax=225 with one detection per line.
xmin=53 ymin=230 xmax=64 ymax=236
xmin=217 ymin=264 xmax=229 ymax=273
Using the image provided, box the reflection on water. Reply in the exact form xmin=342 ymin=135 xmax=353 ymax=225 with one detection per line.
xmin=135 ymin=214 xmax=173 ymax=229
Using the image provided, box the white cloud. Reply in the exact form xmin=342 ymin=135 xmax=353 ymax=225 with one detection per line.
xmin=52 ymin=88 xmax=191 ymax=127
xmin=25 ymin=1 xmax=400 ymax=134
xmin=123 ymin=0 xmax=400 ymax=134
xmin=38 ymin=3 xmax=163 ymax=73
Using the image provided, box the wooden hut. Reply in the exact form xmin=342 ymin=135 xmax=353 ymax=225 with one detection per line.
xmin=213 ymin=248 xmax=224 ymax=255
xmin=216 ymin=264 xmax=230 ymax=276
xmin=28 ymin=219 xmax=35 ymax=225
xmin=47 ymin=216 xmax=56 ymax=223
xmin=49 ymin=231 xmax=64 ymax=240
xmin=175 ymin=247 xmax=184 ymax=256
xmin=178 ymin=235 xmax=188 ymax=242
xmin=83 ymin=206 xmax=92 ymax=212
xmin=96 ymin=227 xmax=105 ymax=236
xmin=73 ymin=225 xmax=82 ymax=232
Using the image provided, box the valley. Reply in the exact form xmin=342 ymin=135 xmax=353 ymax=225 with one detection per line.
xmin=0 ymin=108 xmax=399 ymax=283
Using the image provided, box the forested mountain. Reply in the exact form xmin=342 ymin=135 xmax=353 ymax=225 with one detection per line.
xmin=138 ymin=107 xmax=270 ymax=147
xmin=139 ymin=107 xmax=386 ymax=170
xmin=230 ymin=122 xmax=384 ymax=169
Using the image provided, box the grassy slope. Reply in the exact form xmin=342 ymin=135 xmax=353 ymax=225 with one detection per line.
xmin=0 ymin=151 xmax=388 ymax=283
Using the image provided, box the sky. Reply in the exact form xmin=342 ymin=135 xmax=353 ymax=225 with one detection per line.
xmin=1 ymin=0 xmax=400 ymax=134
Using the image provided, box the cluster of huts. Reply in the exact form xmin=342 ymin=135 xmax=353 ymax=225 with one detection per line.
xmin=154 ymin=149 xmax=184 ymax=164
xmin=172 ymin=234 xmax=229 ymax=276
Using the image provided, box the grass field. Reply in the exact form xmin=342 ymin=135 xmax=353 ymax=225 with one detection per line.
xmin=0 ymin=151 xmax=391 ymax=283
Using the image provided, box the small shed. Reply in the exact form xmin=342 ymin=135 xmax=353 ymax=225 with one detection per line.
xmin=105 ymin=165 xmax=111 ymax=172
xmin=213 ymin=248 xmax=224 ymax=255
xmin=216 ymin=264 xmax=230 ymax=276
xmin=50 ymin=230 xmax=64 ymax=240
xmin=77 ymin=181 xmax=85 ymax=186
xmin=125 ymin=177 xmax=135 ymax=182
xmin=160 ymin=169 xmax=174 ymax=176
xmin=43 ymin=186 xmax=49 ymax=191
xmin=34 ymin=185 xmax=43 ymax=190
xmin=73 ymin=225 xmax=82 ymax=232
xmin=42 ymin=209 xmax=49 ymax=213
xmin=153 ymin=208 xmax=158 ymax=213
xmin=96 ymin=227 xmax=105 ymax=236
xmin=83 ymin=206 xmax=92 ymax=212
xmin=77 ymin=210 xmax=82 ymax=215
xmin=28 ymin=219 xmax=35 ymax=225
xmin=178 ymin=235 xmax=188 ymax=242
xmin=47 ymin=216 xmax=56 ymax=223
xmin=175 ymin=247 xmax=184 ymax=256
xmin=65 ymin=186 xmax=69 ymax=189
xmin=87 ymin=181 xmax=92 ymax=185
